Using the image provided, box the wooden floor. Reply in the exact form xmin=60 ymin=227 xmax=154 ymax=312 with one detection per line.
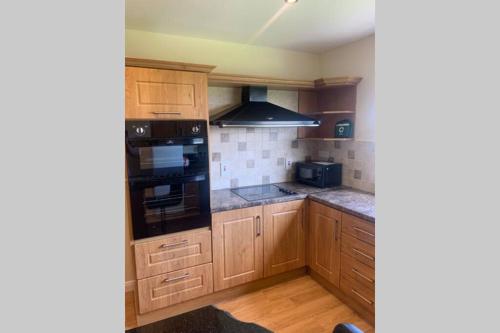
xmin=216 ymin=275 xmax=374 ymax=333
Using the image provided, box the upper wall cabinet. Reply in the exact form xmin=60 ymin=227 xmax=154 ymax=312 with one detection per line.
xmin=125 ymin=66 xmax=208 ymax=120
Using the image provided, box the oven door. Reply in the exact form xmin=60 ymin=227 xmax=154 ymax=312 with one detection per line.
xmin=126 ymin=137 xmax=209 ymax=178
xmin=297 ymin=165 xmax=322 ymax=186
xmin=128 ymin=173 xmax=211 ymax=240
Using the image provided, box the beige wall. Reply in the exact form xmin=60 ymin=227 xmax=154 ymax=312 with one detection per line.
xmin=126 ymin=29 xmax=321 ymax=80
xmin=320 ymin=35 xmax=375 ymax=142
xmin=125 ymin=29 xmax=375 ymax=192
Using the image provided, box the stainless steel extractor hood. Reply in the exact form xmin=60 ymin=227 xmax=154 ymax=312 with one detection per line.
xmin=209 ymin=86 xmax=320 ymax=128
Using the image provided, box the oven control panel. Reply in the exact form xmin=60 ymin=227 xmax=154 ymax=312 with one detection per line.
xmin=126 ymin=122 xmax=151 ymax=138
xmin=126 ymin=120 xmax=207 ymax=139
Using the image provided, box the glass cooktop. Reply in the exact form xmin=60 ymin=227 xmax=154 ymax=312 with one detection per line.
xmin=230 ymin=184 xmax=297 ymax=202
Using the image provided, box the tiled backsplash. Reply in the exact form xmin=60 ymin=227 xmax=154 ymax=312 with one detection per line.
xmin=311 ymin=140 xmax=375 ymax=193
xmin=208 ymin=87 xmax=311 ymax=190
xmin=207 ymin=86 xmax=375 ymax=193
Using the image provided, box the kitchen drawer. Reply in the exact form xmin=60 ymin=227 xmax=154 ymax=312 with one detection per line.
xmin=342 ymin=213 xmax=375 ymax=246
xmin=341 ymin=253 xmax=375 ymax=290
xmin=134 ymin=229 xmax=212 ymax=279
xmin=340 ymin=274 xmax=375 ymax=313
xmin=137 ymin=263 xmax=213 ymax=314
xmin=341 ymin=233 xmax=375 ymax=268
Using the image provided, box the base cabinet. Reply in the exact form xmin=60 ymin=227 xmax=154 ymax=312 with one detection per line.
xmin=133 ymin=228 xmax=215 ymax=315
xmin=212 ymin=206 xmax=264 ymax=291
xmin=308 ymin=199 xmax=376 ymax=317
xmin=263 ymin=200 xmax=305 ymax=277
xmin=340 ymin=211 xmax=375 ymax=313
xmin=308 ymin=200 xmax=342 ymax=286
xmin=212 ymin=200 xmax=306 ymax=291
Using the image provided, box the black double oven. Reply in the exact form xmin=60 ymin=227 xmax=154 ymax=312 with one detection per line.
xmin=126 ymin=120 xmax=211 ymax=240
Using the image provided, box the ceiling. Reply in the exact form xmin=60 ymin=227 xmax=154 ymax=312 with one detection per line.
xmin=125 ymin=0 xmax=375 ymax=54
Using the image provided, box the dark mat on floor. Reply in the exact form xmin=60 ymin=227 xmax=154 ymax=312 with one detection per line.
xmin=126 ymin=305 xmax=273 ymax=333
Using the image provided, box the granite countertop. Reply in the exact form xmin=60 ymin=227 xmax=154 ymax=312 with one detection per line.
xmin=211 ymin=181 xmax=375 ymax=222
xmin=308 ymin=189 xmax=375 ymax=222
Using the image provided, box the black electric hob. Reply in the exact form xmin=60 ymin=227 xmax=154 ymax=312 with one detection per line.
xmin=231 ymin=184 xmax=297 ymax=202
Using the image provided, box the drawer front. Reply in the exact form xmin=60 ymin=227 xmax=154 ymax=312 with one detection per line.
xmin=341 ymin=253 xmax=375 ymax=290
xmin=340 ymin=274 xmax=375 ymax=313
xmin=341 ymin=233 xmax=375 ymax=268
xmin=342 ymin=213 xmax=375 ymax=246
xmin=134 ymin=230 xmax=212 ymax=279
xmin=137 ymin=263 xmax=213 ymax=314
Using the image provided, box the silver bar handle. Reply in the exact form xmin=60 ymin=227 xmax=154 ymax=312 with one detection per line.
xmin=256 ymin=216 xmax=261 ymax=236
xmin=352 ymin=268 xmax=375 ymax=283
xmin=351 ymin=289 xmax=373 ymax=305
xmin=335 ymin=220 xmax=339 ymax=241
xmin=159 ymin=240 xmax=188 ymax=249
xmin=353 ymin=226 xmax=374 ymax=237
xmin=352 ymin=248 xmax=375 ymax=261
xmin=162 ymin=272 xmax=190 ymax=283
xmin=152 ymin=111 xmax=182 ymax=115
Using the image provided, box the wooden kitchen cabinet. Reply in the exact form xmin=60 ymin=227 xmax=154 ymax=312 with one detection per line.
xmin=134 ymin=229 xmax=212 ymax=279
xmin=125 ymin=66 xmax=208 ymax=120
xmin=263 ymin=200 xmax=305 ymax=277
xmin=308 ymin=200 xmax=342 ymax=287
xmin=340 ymin=211 xmax=375 ymax=314
xmin=212 ymin=206 xmax=264 ymax=291
xmin=137 ymin=263 xmax=213 ymax=314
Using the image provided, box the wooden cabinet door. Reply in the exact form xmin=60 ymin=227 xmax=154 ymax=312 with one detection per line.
xmin=125 ymin=66 xmax=208 ymax=120
xmin=308 ymin=200 xmax=342 ymax=287
xmin=263 ymin=200 xmax=305 ymax=277
xmin=212 ymin=206 xmax=264 ymax=291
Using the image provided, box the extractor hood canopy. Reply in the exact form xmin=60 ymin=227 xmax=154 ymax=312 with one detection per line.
xmin=209 ymin=86 xmax=320 ymax=128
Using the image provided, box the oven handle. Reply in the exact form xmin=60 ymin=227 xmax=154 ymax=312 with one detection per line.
xmin=127 ymin=137 xmax=206 ymax=146
xmin=129 ymin=174 xmax=207 ymax=187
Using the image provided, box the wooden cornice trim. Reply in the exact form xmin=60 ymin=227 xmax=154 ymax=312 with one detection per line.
xmin=314 ymin=76 xmax=362 ymax=88
xmin=125 ymin=57 xmax=216 ymax=73
xmin=208 ymin=72 xmax=315 ymax=89
xmin=124 ymin=57 xmax=361 ymax=89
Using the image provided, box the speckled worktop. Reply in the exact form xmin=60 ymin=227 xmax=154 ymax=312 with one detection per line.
xmin=211 ymin=182 xmax=375 ymax=222
xmin=308 ymin=189 xmax=375 ymax=222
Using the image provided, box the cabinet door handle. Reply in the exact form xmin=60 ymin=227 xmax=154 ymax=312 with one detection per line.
xmin=334 ymin=220 xmax=339 ymax=241
xmin=256 ymin=216 xmax=261 ymax=236
xmin=301 ymin=208 xmax=304 ymax=230
xmin=162 ymin=272 xmax=190 ymax=283
xmin=352 ymin=248 xmax=375 ymax=261
xmin=353 ymin=226 xmax=374 ymax=237
xmin=159 ymin=240 xmax=188 ymax=249
xmin=351 ymin=288 xmax=373 ymax=305
xmin=352 ymin=268 xmax=375 ymax=284
xmin=152 ymin=111 xmax=182 ymax=115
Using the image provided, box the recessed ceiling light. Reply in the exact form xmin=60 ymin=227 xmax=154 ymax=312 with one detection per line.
xmin=285 ymin=0 xmax=298 ymax=4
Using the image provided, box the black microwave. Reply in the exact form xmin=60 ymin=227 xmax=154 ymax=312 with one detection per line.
xmin=295 ymin=161 xmax=342 ymax=188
